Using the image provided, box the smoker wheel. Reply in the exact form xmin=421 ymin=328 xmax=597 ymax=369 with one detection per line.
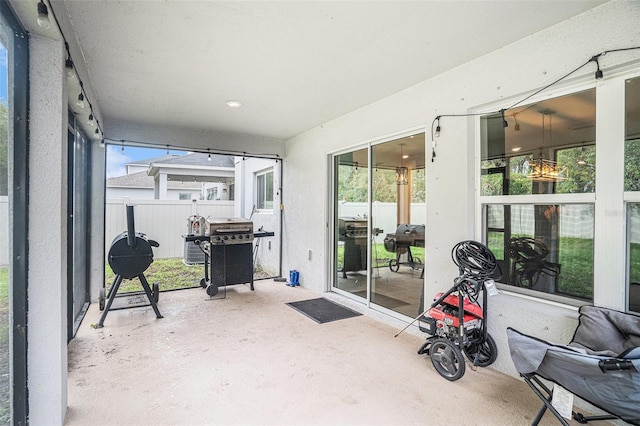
xmin=99 ymin=288 xmax=105 ymax=311
xmin=389 ymin=259 xmax=400 ymax=272
xmin=152 ymin=282 xmax=160 ymax=303
xmin=206 ymin=284 xmax=219 ymax=297
xmin=200 ymin=278 xmax=207 ymax=288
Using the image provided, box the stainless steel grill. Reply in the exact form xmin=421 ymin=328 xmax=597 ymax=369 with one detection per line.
xmin=202 ymin=218 xmax=255 ymax=296
xmin=338 ymin=217 xmax=368 ymax=277
xmin=206 ymin=217 xmax=254 ymax=245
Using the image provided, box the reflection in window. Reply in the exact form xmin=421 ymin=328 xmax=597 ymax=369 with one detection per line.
xmin=625 ymin=77 xmax=640 ymax=191
xmin=485 ymin=204 xmax=594 ymax=301
xmin=626 ymin=76 xmax=640 ymax=313
xmin=481 ymin=89 xmax=596 ymax=196
xmin=628 ymin=204 xmax=640 ymax=313
xmin=0 ymin=39 xmax=8 ymax=423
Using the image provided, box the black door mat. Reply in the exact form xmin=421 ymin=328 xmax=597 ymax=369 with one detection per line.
xmin=286 ymin=298 xmax=362 ymax=324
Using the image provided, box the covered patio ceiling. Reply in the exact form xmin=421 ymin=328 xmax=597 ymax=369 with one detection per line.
xmin=15 ymin=0 xmax=606 ymax=144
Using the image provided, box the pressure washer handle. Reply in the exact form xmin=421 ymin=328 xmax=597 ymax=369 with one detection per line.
xmin=394 ymin=308 xmax=431 ymax=338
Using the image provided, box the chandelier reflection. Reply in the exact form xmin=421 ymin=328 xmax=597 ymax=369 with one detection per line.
xmin=396 ymin=143 xmax=409 ymax=185
xmin=528 ymin=158 xmax=567 ymax=182
xmin=396 ymin=166 xmax=409 ymax=185
xmin=527 ymin=109 xmax=567 ymax=182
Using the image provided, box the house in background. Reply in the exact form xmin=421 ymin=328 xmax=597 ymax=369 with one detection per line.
xmin=106 ymin=152 xmax=235 ymax=201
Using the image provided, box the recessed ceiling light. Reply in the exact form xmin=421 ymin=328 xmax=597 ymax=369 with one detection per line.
xmin=511 ymin=147 xmax=522 ymax=152
xmin=226 ymin=100 xmax=243 ymax=108
xmin=402 ymin=154 xmax=409 ymax=159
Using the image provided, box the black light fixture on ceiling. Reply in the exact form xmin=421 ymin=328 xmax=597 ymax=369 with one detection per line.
xmin=36 ymin=0 xmax=51 ymax=29
xmin=76 ymin=92 xmax=85 ymax=109
xmin=65 ymin=58 xmax=75 ymax=80
xmin=591 ymin=54 xmax=604 ymax=80
xmin=207 ymin=148 xmax=212 ymax=161
xmin=500 ymin=109 xmax=508 ymax=128
xmin=396 ymin=143 xmax=409 ymax=185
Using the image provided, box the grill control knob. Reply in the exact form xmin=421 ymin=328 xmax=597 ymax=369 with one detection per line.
xmin=223 ymin=235 xmax=228 ymax=240
xmin=238 ymin=235 xmax=243 ymax=240
xmin=231 ymin=235 xmax=236 ymax=240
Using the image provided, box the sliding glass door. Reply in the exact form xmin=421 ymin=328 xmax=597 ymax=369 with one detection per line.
xmin=332 ymin=133 xmax=426 ymax=318
xmin=334 ymin=148 xmax=369 ymax=297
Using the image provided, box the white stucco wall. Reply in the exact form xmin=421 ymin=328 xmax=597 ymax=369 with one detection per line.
xmin=238 ymin=157 xmax=282 ymax=276
xmin=282 ymin=0 xmax=640 ymax=378
xmin=28 ymin=35 xmax=68 ymax=425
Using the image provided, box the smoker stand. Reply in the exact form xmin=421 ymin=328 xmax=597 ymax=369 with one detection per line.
xmin=97 ymin=274 xmax=162 ymax=328
xmin=388 ymin=240 xmax=424 ymax=276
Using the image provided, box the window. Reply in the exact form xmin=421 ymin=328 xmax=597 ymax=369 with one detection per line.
xmin=625 ymin=76 xmax=640 ymax=313
xmin=179 ymin=193 xmax=192 ymax=200
xmin=256 ymin=169 xmax=273 ymax=210
xmin=481 ymin=89 xmax=596 ymax=303
xmin=485 ymin=204 xmax=593 ymax=301
xmin=481 ymin=89 xmax=596 ymax=197
xmin=206 ymin=187 xmax=218 ymax=200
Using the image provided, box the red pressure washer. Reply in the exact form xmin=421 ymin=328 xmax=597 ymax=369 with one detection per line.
xmin=395 ymin=240 xmax=500 ymax=381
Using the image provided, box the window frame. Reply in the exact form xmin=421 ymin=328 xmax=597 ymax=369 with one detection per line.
xmin=1 ymin=2 xmax=29 ymax=423
xmin=475 ymin=71 xmax=640 ymax=310
xmin=255 ymin=168 xmax=274 ymax=211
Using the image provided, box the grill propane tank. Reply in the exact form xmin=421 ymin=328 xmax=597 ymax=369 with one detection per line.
xmin=187 ymin=215 xmax=206 ymax=236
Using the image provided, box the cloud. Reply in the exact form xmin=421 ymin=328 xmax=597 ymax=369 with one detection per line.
xmin=106 ymin=146 xmax=131 ymax=178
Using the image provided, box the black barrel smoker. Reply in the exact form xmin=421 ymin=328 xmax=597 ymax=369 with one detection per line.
xmin=96 ymin=205 xmax=163 ymax=328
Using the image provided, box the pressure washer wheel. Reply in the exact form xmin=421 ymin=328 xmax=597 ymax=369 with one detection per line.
xmin=430 ymin=338 xmax=466 ymax=381
xmin=464 ymin=330 xmax=498 ymax=367
xmin=389 ymin=259 xmax=400 ymax=272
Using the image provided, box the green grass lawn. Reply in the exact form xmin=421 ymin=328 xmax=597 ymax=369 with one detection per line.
xmin=104 ymin=258 xmax=204 ymax=293
xmin=487 ymin=235 xmax=594 ymax=299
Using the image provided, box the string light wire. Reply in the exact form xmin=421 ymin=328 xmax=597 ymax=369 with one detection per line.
xmin=38 ymin=0 xmax=104 ymax=143
xmin=430 ymin=46 xmax=640 ymax=162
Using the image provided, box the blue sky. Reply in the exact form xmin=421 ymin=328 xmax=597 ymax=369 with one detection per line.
xmin=106 ymin=145 xmax=186 ymax=178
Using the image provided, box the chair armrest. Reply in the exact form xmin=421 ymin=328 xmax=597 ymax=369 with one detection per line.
xmin=598 ymin=359 xmax=635 ymax=372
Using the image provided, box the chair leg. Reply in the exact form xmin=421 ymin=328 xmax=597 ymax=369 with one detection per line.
xmin=522 ymin=375 xmax=570 ymax=426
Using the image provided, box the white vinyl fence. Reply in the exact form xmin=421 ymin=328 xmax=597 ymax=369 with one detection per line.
xmin=105 ymin=199 xmax=235 ymax=259
xmin=338 ymin=202 xmax=427 ymax=237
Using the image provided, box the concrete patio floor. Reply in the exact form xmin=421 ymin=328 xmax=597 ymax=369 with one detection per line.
xmin=66 ymin=280 xmax=590 ymax=425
